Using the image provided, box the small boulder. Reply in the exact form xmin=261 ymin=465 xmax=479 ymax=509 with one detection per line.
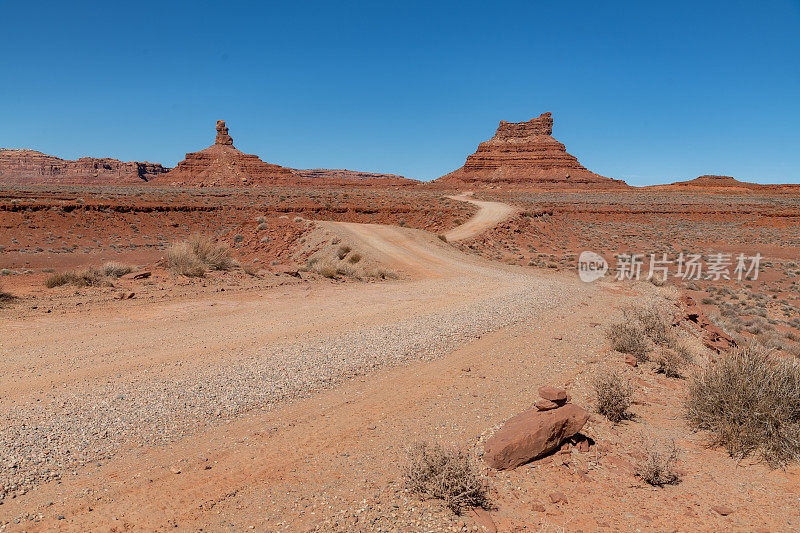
xmin=538 ymin=386 xmax=567 ymax=402
xmin=535 ymin=398 xmax=559 ymax=411
xmin=624 ymin=354 xmax=638 ymax=367
xmin=484 ymin=404 xmax=590 ymax=470
xmin=712 ymin=505 xmax=734 ymax=516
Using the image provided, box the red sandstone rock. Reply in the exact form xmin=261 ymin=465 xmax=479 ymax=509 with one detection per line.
xmin=535 ymin=398 xmax=559 ymax=411
xmin=0 ymin=149 xmax=168 ymax=185
xmin=483 ymin=404 xmax=590 ymax=470
xmin=159 ymin=120 xmax=296 ymax=187
xmin=712 ymin=504 xmax=734 ymax=516
xmin=680 ymin=295 xmax=736 ymax=352
xmin=538 ymin=386 xmax=567 ymax=402
xmin=435 ymin=113 xmax=628 ymax=189
xmin=121 ymin=271 xmax=151 ymax=280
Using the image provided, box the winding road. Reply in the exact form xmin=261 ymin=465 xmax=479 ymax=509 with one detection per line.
xmin=0 ymin=194 xmax=617 ymax=531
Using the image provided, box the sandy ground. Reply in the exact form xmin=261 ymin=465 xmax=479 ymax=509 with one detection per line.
xmin=1 ymin=195 xmax=798 ymax=532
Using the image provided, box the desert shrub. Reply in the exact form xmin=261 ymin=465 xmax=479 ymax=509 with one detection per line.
xmin=686 ymin=344 xmax=800 ymax=467
xmin=255 ymin=215 xmax=267 ymax=223
xmin=101 ymin=261 xmax=133 ymax=278
xmin=404 ymin=442 xmax=489 ymax=514
xmin=606 ymin=322 xmax=649 ymax=361
xmin=312 ymin=261 xmax=338 ymax=279
xmin=337 ymin=245 xmax=351 ymax=260
xmin=166 ymin=242 xmax=207 ymax=277
xmin=348 ymin=253 xmax=362 ymax=264
xmin=45 ymin=268 xmax=105 ymax=288
xmin=656 ymin=341 xmax=695 ymax=378
xmin=233 ymin=234 xmax=244 ymax=243
xmin=0 ymin=285 xmax=16 ymax=306
xmin=656 ymin=349 xmax=684 ymax=378
xmin=627 ymin=305 xmax=673 ymax=346
xmin=167 ymin=235 xmax=235 ymax=277
xmin=636 ymin=439 xmax=680 ymax=486
xmin=366 ymin=266 xmax=397 ymax=280
xmin=257 ymin=222 xmax=269 ymax=231
xmin=593 ymin=369 xmax=633 ymax=423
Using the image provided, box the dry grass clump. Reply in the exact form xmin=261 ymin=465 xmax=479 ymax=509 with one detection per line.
xmin=101 ymin=261 xmax=133 ymax=278
xmin=404 ymin=442 xmax=489 ymax=514
xmin=636 ymin=439 xmax=680 ymax=486
xmin=593 ymin=368 xmax=633 ymax=423
xmin=656 ymin=341 xmax=695 ymax=378
xmin=606 ymin=322 xmax=649 ymax=361
xmin=686 ymin=344 xmax=800 ymax=467
xmin=626 ymin=305 xmax=673 ymax=346
xmin=348 ymin=253 xmax=362 ymax=264
xmin=167 ymin=235 xmax=235 ymax=277
xmin=336 ymin=245 xmax=351 ymax=260
xmin=45 ymin=262 xmax=134 ymax=288
xmin=0 ymin=285 xmax=16 ymax=306
xmin=607 ymin=304 xmax=675 ymax=361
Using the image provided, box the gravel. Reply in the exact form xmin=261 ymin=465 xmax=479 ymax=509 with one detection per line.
xmin=0 ymin=271 xmax=575 ymax=502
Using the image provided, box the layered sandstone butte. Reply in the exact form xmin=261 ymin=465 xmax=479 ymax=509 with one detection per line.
xmin=159 ymin=120 xmax=296 ymax=187
xmin=436 ymin=112 xmax=627 ymax=188
xmin=0 ymin=148 xmax=168 ymax=185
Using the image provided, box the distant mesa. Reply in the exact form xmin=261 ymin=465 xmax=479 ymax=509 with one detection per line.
xmin=649 ymin=174 xmax=800 ymax=192
xmin=159 ymin=120 xmax=296 ymax=187
xmin=290 ymin=168 xmax=414 ymax=185
xmin=435 ymin=112 xmax=628 ymax=188
xmin=0 ymin=148 xmax=167 ymax=185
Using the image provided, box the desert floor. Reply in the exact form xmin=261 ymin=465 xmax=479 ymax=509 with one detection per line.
xmin=1 ymin=191 xmax=799 ymax=532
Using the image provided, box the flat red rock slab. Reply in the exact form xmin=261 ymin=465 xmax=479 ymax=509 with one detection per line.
xmin=484 ymin=404 xmax=589 ymax=470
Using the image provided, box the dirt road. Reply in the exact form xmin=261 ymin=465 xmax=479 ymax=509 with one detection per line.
xmin=444 ymin=194 xmax=519 ymax=242
xmin=0 ymin=198 xmax=604 ymax=531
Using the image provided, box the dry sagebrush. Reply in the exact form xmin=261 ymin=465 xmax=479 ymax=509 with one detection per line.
xmin=686 ymin=344 xmax=800 ymax=467
xmin=593 ymin=368 xmax=633 ymax=423
xmin=45 ymin=262 xmax=134 ymax=288
xmin=636 ymin=439 xmax=680 ymax=486
xmin=167 ymin=235 xmax=236 ymax=277
xmin=404 ymin=442 xmax=489 ymax=514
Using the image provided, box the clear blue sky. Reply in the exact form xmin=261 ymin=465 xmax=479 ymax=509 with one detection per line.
xmin=1 ymin=1 xmax=798 ymax=185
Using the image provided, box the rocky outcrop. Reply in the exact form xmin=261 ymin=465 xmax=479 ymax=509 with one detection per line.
xmin=435 ymin=113 xmax=627 ymax=188
xmin=0 ymin=149 xmax=168 ymax=185
xmin=159 ymin=120 xmax=296 ymax=187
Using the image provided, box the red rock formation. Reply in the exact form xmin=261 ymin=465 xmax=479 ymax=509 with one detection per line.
xmin=649 ymin=175 xmax=800 ymax=192
xmin=159 ymin=120 xmax=296 ymax=187
xmin=290 ymin=168 xmax=407 ymax=181
xmin=0 ymin=149 xmax=168 ymax=185
xmin=435 ymin=113 xmax=627 ymax=188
